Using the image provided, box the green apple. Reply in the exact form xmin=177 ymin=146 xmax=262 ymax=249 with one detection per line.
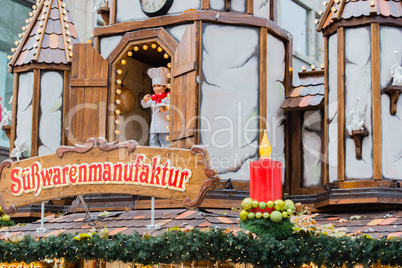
xmin=274 ymin=199 xmax=285 ymax=211
xmin=247 ymin=212 xmax=256 ymax=220
xmin=259 ymin=202 xmax=267 ymax=210
xmin=263 ymin=212 xmax=270 ymax=219
xmin=267 ymin=201 xmax=274 ymax=208
xmin=241 ymin=198 xmax=253 ymax=210
xmin=255 ymin=212 xmax=263 ymax=219
xmin=270 ymin=211 xmax=283 ymax=223
xmin=251 ymin=201 xmax=259 ymax=208
xmin=239 ymin=209 xmax=249 ymax=221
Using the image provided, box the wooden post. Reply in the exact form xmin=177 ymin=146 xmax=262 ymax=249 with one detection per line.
xmin=337 ymin=27 xmax=345 ymax=181
xmin=322 ymin=36 xmax=329 ymax=186
xmin=371 ymin=23 xmax=382 ymax=180
xmin=201 ymin=0 xmax=209 ymax=10
xmin=62 ymin=70 xmax=71 ymax=145
xmin=259 ymin=27 xmax=267 ymax=152
xmin=110 ymin=0 xmax=117 ymax=25
xmin=270 ymin=0 xmax=277 ymax=22
xmin=31 ymin=69 xmax=41 ymax=157
xmin=195 ymin=21 xmax=203 ymax=145
xmin=9 ymin=73 xmax=19 ymax=156
xmin=246 ymin=0 xmax=254 ymax=15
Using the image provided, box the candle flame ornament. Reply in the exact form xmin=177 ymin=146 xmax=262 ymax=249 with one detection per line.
xmin=259 ymin=131 xmax=272 ymax=159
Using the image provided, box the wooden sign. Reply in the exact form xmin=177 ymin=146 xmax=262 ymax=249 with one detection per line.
xmin=0 ymin=138 xmax=220 ymax=214
xmin=1 ymin=262 xmax=47 ymax=268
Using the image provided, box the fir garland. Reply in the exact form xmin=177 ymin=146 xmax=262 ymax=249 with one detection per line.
xmin=239 ymin=218 xmax=294 ymax=240
xmin=0 ymin=229 xmax=400 ymax=267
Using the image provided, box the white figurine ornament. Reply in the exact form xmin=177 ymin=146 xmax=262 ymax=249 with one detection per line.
xmin=346 ymin=98 xmax=366 ymax=135
xmin=0 ymin=97 xmax=12 ymax=128
xmin=93 ymin=0 xmax=108 ymax=13
xmin=390 ymin=51 xmax=402 ymax=86
xmin=10 ymin=138 xmax=28 ymax=162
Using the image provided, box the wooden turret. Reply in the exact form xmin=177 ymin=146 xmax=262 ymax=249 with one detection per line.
xmin=7 ymin=0 xmax=79 ymax=158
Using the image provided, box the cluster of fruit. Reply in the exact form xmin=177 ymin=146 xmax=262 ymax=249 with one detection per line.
xmin=239 ymin=198 xmax=295 ymax=223
xmin=0 ymin=206 xmax=11 ymax=223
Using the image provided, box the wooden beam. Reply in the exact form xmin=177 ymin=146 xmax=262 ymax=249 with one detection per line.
xmin=270 ymin=0 xmax=277 ymax=22
xmin=13 ymin=63 xmax=70 ymax=73
xmin=62 ymin=70 xmax=70 ymax=145
xmin=195 ymin=21 xmax=203 ymax=145
xmin=337 ymin=27 xmax=345 ymax=181
xmin=371 ymin=23 xmax=382 ymax=180
xmin=93 ymin=36 xmax=100 ymax=53
xmin=246 ymin=0 xmax=254 ymax=14
xmin=201 ymin=0 xmax=209 ymax=9
xmin=108 ymin=63 xmax=117 ymax=141
xmin=70 ymin=78 xmax=108 ymax=87
xmin=322 ymin=17 xmax=402 ymax=37
xmin=9 ymin=73 xmax=19 ymax=156
xmin=259 ymin=27 xmax=267 ymax=151
xmin=284 ymin=35 xmax=293 ymax=96
xmin=109 ymin=0 xmax=117 ymax=25
xmin=93 ymin=10 xmax=291 ymax=42
xmin=322 ymin=37 xmax=329 ymax=186
xmin=31 ymin=69 xmax=40 ymax=157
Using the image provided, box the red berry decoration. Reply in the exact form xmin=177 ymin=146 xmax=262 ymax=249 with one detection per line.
xmin=158 ymin=92 xmax=165 ymax=99
xmin=151 ymin=94 xmax=157 ymax=101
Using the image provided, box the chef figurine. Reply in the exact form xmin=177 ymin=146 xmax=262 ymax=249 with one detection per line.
xmin=141 ymin=67 xmax=170 ymax=147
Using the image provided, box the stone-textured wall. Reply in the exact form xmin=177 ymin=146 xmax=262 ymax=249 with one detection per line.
xmin=344 ymin=27 xmax=373 ymax=180
xmin=266 ymin=33 xmax=285 ymax=182
xmin=16 ymin=72 xmax=34 ymax=157
xmin=302 ymin=110 xmax=322 ymax=187
xmin=327 ymin=33 xmax=337 ymax=182
xmin=38 ymin=71 xmax=63 ymax=156
xmin=200 ymin=24 xmax=259 ymax=181
xmin=380 ymin=26 xmax=402 ymax=180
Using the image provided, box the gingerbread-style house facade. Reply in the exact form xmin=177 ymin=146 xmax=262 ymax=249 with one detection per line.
xmin=2 ymin=0 xmax=402 ymax=214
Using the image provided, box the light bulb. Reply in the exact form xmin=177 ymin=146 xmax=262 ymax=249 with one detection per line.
xmin=120 ymin=59 xmax=126 ymax=65
xmin=127 ymin=51 xmax=133 ymax=57
xmin=163 ymin=53 xmax=169 ymax=59
xmin=142 ymin=44 xmax=148 ymax=50
xmin=151 ymin=43 xmax=157 ymax=49
xmin=157 ymin=47 xmax=163 ymax=52
xmin=134 ymin=46 xmax=139 ymax=51
xmin=116 ymin=69 xmax=123 ymax=75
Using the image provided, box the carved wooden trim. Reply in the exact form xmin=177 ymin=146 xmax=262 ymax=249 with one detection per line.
xmin=347 ymin=128 xmax=369 ymax=160
xmin=56 ymin=137 xmax=138 ymax=157
xmin=384 ymin=85 xmax=402 ymax=115
xmin=95 ymin=137 xmax=138 ymax=153
xmin=184 ymin=145 xmax=220 ymax=208
xmin=0 ymin=160 xmax=16 ymax=214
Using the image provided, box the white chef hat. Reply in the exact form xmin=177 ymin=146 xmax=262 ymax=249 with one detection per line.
xmin=147 ymin=67 xmax=169 ymax=86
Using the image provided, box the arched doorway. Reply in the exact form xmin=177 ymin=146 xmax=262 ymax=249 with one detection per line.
xmin=106 ymin=28 xmax=179 ymax=146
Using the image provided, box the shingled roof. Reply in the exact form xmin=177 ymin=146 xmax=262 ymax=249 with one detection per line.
xmin=8 ymin=0 xmax=80 ymax=69
xmin=317 ymin=0 xmax=402 ymax=32
xmin=1 ymin=208 xmax=401 ymax=239
xmin=280 ymin=70 xmax=324 ymax=111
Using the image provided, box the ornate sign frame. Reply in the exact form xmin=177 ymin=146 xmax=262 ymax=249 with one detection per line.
xmin=0 ymin=138 xmax=220 ymax=214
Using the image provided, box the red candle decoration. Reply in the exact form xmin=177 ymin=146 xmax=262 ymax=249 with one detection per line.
xmin=250 ymin=159 xmax=282 ymax=203
xmin=249 ymin=131 xmax=283 ymax=212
